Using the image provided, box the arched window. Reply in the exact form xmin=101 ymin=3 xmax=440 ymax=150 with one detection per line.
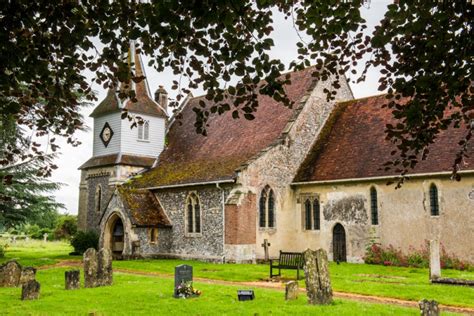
xmin=429 ymin=184 xmax=439 ymax=216
xmin=138 ymin=123 xmax=143 ymax=140
xmin=304 ymin=199 xmax=312 ymax=230
xmin=149 ymin=228 xmax=158 ymax=243
xmin=370 ymin=187 xmax=379 ymax=225
xmin=259 ymin=186 xmax=276 ymax=229
xmin=95 ymin=185 xmax=102 ymax=213
xmin=268 ymin=190 xmax=275 ymax=228
xmin=144 ymin=121 xmax=149 ymax=140
xmin=186 ymin=193 xmax=201 ymax=234
xmin=313 ymin=199 xmax=320 ymax=230
xmin=303 ymin=197 xmax=320 ymax=231
xmin=259 ymin=190 xmax=267 ymax=228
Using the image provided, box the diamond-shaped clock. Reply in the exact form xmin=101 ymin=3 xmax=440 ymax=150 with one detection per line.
xmin=100 ymin=122 xmax=114 ymax=147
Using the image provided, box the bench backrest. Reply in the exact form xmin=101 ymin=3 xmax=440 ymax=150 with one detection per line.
xmin=279 ymin=251 xmax=303 ymax=268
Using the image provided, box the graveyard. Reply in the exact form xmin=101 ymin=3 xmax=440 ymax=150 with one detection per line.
xmin=0 ymin=240 xmax=473 ymax=315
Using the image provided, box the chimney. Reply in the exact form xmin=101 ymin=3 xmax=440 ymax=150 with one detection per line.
xmin=154 ymin=85 xmax=168 ymax=112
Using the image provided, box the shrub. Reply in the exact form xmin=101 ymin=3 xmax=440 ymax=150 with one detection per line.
xmin=364 ymin=241 xmax=472 ymax=271
xmin=54 ymin=215 xmax=77 ymax=240
xmin=70 ymin=231 xmax=99 ymax=254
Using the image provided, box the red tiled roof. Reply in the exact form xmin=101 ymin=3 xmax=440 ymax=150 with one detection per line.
xmin=294 ymin=94 xmax=474 ymax=183
xmin=79 ymin=154 xmax=156 ymax=170
xmin=133 ymin=67 xmax=318 ymax=188
xmin=118 ymin=187 xmax=171 ymax=227
xmin=90 ymin=50 xmax=167 ymax=118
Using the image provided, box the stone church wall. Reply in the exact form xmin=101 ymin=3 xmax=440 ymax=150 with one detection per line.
xmin=85 ymin=174 xmax=114 ymax=233
xmin=153 ymin=185 xmax=229 ymax=261
xmin=294 ymin=174 xmax=474 ymax=264
xmin=233 ymin=75 xmax=354 ymax=261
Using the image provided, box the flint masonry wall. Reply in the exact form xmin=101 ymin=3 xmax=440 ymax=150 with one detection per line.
xmin=78 ymin=164 xmax=146 ymax=232
xmin=294 ymin=174 xmax=474 ymax=263
xmin=233 ymin=75 xmax=354 ymax=261
xmin=153 ymin=186 xmax=229 ymax=261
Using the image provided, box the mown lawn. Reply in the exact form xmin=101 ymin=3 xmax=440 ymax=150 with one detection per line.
xmin=2 ymin=241 xmax=473 ymax=309
xmin=113 ymin=259 xmax=474 ymax=308
xmin=0 ymin=239 xmax=77 ymax=267
xmin=0 ymin=267 xmax=441 ymax=315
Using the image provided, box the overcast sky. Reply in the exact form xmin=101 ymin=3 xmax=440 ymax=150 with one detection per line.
xmin=50 ymin=1 xmax=390 ymax=214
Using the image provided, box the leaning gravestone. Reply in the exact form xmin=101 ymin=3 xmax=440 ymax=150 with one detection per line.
xmin=84 ymin=248 xmax=98 ymax=288
xmin=20 ymin=267 xmax=37 ymax=285
xmin=65 ymin=270 xmax=80 ymax=290
xmin=97 ymin=248 xmax=113 ymax=286
xmin=303 ymin=248 xmax=333 ymax=305
xmin=21 ymin=280 xmax=40 ymax=300
xmin=174 ymin=264 xmax=193 ymax=297
xmin=0 ymin=260 xmax=22 ymax=287
xmin=419 ymin=299 xmax=440 ymax=316
xmin=285 ymin=280 xmax=298 ymax=301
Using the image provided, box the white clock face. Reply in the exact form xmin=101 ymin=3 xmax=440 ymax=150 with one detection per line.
xmin=100 ymin=122 xmax=114 ymax=147
xmin=102 ymin=127 xmax=111 ymax=142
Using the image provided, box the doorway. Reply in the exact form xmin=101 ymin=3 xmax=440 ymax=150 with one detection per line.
xmin=332 ymin=223 xmax=347 ymax=262
xmin=111 ymin=217 xmax=124 ymax=255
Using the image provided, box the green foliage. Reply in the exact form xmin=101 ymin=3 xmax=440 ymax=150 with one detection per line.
xmin=0 ymin=114 xmax=64 ymax=229
xmin=0 ymin=2 xmax=471 ymax=177
xmin=70 ymin=231 xmax=99 ymax=254
xmin=364 ymin=242 xmax=472 ymax=271
xmin=54 ymin=215 xmax=77 ymax=240
xmin=0 ymin=243 xmax=7 ymax=258
xmin=27 ymin=208 xmax=60 ymax=230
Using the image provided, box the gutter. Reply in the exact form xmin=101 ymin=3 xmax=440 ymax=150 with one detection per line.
xmin=291 ymin=170 xmax=474 ymax=186
xmin=145 ymin=179 xmax=235 ymax=190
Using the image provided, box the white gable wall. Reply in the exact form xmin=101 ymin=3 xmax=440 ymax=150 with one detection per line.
xmin=120 ymin=113 xmax=166 ymax=158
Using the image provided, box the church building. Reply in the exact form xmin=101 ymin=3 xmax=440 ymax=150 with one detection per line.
xmin=78 ymin=51 xmax=474 ymax=264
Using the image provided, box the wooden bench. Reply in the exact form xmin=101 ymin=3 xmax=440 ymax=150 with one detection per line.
xmin=270 ymin=251 xmax=304 ymax=280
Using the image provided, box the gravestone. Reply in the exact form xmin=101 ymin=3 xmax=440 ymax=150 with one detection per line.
xmin=429 ymin=240 xmax=441 ymax=280
xmin=97 ymin=248 xmax=113 ymax=286
xmin=84 ymin=248 xmax=98 ymax=288
xmin=261 ymin=239 xmax=271 ymax=262
xmin=43 ymin=233 xmax=48 ymax=242
xmin=20 ymin=267 xmax=37 ymax=285
xmin=419 ymin=299 xmax=440 ymax=316
xmin=0 ymin=260 xmax=22 ymax=287
xmin=21 ymin=280 xmax=40 ymax=300
xmin=302 ymin=248 xmax=333 ymax=305
xmin=285 ymin=281 xmax=298 ymax=300
xmin=174 ymin=264 xmax=193 ymax=297
xmin=65 ymin=270 xmax=80 ymax=290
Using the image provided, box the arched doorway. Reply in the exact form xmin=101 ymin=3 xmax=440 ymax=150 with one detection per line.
xmin=333 ymin=223 xmax=347 ymax=262
xmin=103 ymin=214 xmax=125 ymax=256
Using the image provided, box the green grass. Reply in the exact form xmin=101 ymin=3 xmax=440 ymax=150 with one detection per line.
xmin=0 ymin=239 xmax=77 ymax=267
xmin=113 ymin=260 xmax=474 ymax=307
xmin=0 ymin=267 xmax=432 ymax=315
xmin=2 ymin=241 xmax=473 ymax=310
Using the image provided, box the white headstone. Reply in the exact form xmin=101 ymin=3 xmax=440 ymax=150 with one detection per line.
xmin=43 ymin=233 xmax=48 ymax=242
xmin=429 ymin=240 xmax=441 ymax=280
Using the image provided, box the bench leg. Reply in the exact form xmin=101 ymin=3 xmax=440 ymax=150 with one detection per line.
xmin=270 ymin=264 xmax=273 ymax=278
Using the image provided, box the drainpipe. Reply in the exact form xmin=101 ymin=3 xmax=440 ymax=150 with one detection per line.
xmin=216 ymin=183 xmax=225 ymax=263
